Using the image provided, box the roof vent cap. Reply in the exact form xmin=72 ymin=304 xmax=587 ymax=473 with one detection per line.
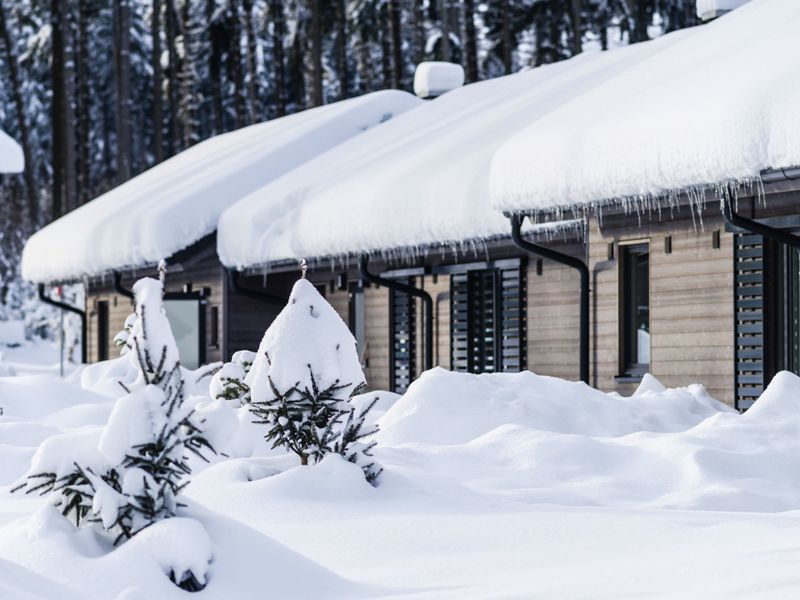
xmin=413 ymin=62 xmax=465 ymax=99
xmin=696 ymin=0 xmax=751 ymax=21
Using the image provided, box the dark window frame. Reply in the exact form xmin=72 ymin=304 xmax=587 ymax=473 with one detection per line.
xmin=618 ymin=242 xmax=650 ymax=379
xmin=97 ymin=300 xmax=109 ymax=361
xmin=389 ymin=277 xmax=416 ymax=393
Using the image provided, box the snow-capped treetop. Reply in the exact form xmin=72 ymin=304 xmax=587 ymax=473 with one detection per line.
xmin=128 ymin=277 xmax=180 ymax=393
xmin=218 ymin=50 xmax=626 ymax=268
xmin=20 ymin=91 xmax=422 ymax=284
xmin=0 ymin=128 xmax=23 ymax=173
xmin=490 ymin=0 xmax=800 ymax=214
xmin=246 ymin=279 xmax=365 ymax=401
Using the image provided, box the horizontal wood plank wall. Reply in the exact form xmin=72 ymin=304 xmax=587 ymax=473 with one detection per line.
xmin=589 ymin=216 xmax=734 ymax=405
xmin=363 ymin=284 xmax=390 ymax=391
xmin=526 ymin=244 xmax=582 ymax=381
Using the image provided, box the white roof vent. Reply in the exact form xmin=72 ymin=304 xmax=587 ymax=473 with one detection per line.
xmin=696 ymin=0 xmax=750 ymax=21
xmin=413 ymin=62 xmax=465 ymax=99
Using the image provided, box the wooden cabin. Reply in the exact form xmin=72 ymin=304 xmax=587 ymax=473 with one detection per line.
xmin=20 ymin=91 xmax=422 ymax=367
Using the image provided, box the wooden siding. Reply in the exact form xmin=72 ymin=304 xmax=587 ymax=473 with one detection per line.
xmin=589 ymin=216 xmax=734 ymax=405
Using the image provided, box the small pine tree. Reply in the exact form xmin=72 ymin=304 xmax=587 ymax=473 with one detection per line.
xmin=14 ymin=277 xmax=213 ymax=548
xmin=113 ymin=312 xmax=137 ymax=355
xmin=246 ymin=277 xmax=382 ymax=483
xmin=209 ymin=350 xmax=255 ymax=404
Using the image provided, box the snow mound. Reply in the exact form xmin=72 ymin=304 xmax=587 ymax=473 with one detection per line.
xmin=413 ymin=61 xmax=465 ymax=98
xmin=743 ymin=370 xmax=800 ymax=421
xmin=377 ymin=368 xmax=729 ymax=446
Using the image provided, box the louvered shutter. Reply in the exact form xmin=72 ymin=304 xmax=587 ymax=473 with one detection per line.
xmin=389 ymin=279 xmax=416 ymax=393
xmin=734 ymin=232 xmax=765 ymax=410
xmin=450 ymin=262 xmax=527 ymax=374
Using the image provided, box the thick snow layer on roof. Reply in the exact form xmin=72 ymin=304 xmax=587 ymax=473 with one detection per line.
xmin=21 ymin=91 xmax=420 ymax=283
xmin=491 ymin=0 xmax=800 ymax=214
xmin=218 ymin=51 xmax=641 ymax=267
xmin=0 ymin=128 xmax=23 ymax=173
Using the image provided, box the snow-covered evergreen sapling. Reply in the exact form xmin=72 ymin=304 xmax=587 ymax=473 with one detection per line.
xmin=247 ymin=278 xmax=383 ymax=483
xmin=14 ymin=278 xmax=213 ymax=549
xmin=209 ymin=350 xmax=256 ymax=404
xmin=113 ymin=312 xmax=137 ymax=355
xmin=334 ymin=396 xmax=383 ymax=484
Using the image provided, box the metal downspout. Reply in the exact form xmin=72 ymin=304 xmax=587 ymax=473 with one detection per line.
xmin=38 ymin=283 xmax=87 ymax=364
xmin=509 ymin=213 xmax=590 ymax=384
xmin=722 ymin=196 xmax=800 ymax=250
xmin=358 ymin=254 xmax=434 ymax=372
xmin=113 ymin=271 xmax=135 ymax=300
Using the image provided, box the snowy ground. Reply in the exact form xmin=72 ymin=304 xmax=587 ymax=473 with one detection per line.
xmin=3 ymin=349 xmax=800 ymax=598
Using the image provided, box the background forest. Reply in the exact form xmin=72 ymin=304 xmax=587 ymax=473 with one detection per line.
xmin=0 ymin=0 xmax=699 ymax=318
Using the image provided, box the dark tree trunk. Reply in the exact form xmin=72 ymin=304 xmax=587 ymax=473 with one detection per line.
xmin=76 ymin=0 xmax=91 ymax=203
xmin=500 ymin=0 xmax=512 ymax=74
xmin=0 ymin=0 xmax=39 ymax=225
xmin=463 ymin=0 xmax=478 ymax=82
xmin=166 ymin=0 xmax=180 ymax=155
xmin=307 ymin=0 xmax=323 ymax=106
xmin=179 ymin=0 xmax=198 ymax=146
xmin=412 ymin=0 xmax=425 ymax=65
xmin=271 ymin=0 xmax=287 ymax=116
xmin=152 ymin=0 xmax=164 ymax=163
xmin=227 ymin=1 xmax=247 ymax=128
xmin=439 ymin=0 xmax=449 ymax=61
xmin=242 ymin=0 xmax=259 ymax=122
xmin=570 ymin=0 xmax=582 ymax=55
xmin=389 ymin=0 xmax=403 ymax=89
xmin=207 ymin=0 xmax=224 ymax=133
xmin=380 ymin=4 xmax=392 ymax=89
xmin=51 ymin=0 xmax=76 ymax=219
xmin=335 ymin=0 xmax=348 ymax=100
xmin=113 ymin=0 xmax=132 ymax=182
xmin=632 ymin=0 xmax=649 ymax=43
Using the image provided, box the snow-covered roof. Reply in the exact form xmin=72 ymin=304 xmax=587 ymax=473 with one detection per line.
xmin=218 ymin=52 xmax=640 ymax=268
xmin=491 ymin=0 xmax=800 ymax=215
xmin=0 ymin=128 xmax=24 ymax=173
xmin=21 ymin=91 xmax=421 ymax=283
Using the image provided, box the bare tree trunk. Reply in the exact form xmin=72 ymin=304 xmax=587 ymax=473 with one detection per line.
xmin=113 ymin=0 xmax=132 ymax=182
xmin=463 ymin=0 xmax=478 ymax=82
xmin=76 ymin=0 xmax=91 ymax=203
xmin=0 ymin=0 xmax=39 ymax=225
xmin=152 ymin=0 xmax=164 ymax=163
xmin=307 ymin=0 xmax=323 ymax=106
xmin=271 ymin=0 xmax=287 ymax=116
xmin=389 ymin=0 xmax=403 ymax=89
xmin=439 ymin=0 xmax=450 ymax=61
xmin=570 ymin=0 xmax=581 ymax=55
xmin=380 ymin=4 xmax=392 ymax=89
xmin=178 ymin=0 xmax=199 ymax=146
xmin=166 ymin=0 xmax=180 ymax=154
xmin=501 ymin=0 xmax=512 ymax=74
xmin=412 ymin=0 xmax=425 ymax=65
xmin=51 ymin=0 xmax=76 ymax=219
xmin=206 ymin=0 xmax=224 ymax=133
xmin=335 ymin=0 xmax=348 ymax=100
xmin=242 ymin=0 xmax=259 ymax=122
xmin=227 ymin=1 xmax=247 ymax=128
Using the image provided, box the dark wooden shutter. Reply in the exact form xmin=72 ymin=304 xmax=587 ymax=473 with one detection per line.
xmin=498 ymin=264 xmax=526 ymax=372
xmin=450 ymin=262 xmax=526 ymax=374
xmin=390 ymin=279 xmax=416 ymax=393
xmin=734 ymin=232 xmax=765 ymax=410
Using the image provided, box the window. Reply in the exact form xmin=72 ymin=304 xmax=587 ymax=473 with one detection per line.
xmin=620 ymin=243 xmax=650 ymax=377
xmin=164 ymin=298 xmax=204 ymax=369
xmin=209 ymin=305 xmax=219 ymax=349
xmin=97 ymin=300 xmax=109 ymax=361
xmin=450 ymin=260 xmax=526 ymax=374
xmin=389 ymin=278 xmax=416 ymax=393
